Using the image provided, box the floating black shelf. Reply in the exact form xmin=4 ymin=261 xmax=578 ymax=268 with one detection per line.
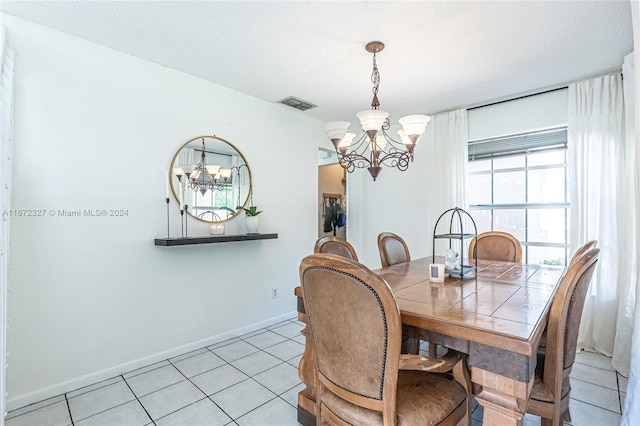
xmin=154 ymin=233 xmax=278 ymax=246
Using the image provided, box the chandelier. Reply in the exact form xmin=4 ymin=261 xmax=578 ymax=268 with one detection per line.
xmin=173 ymin=138 xmax=234 ymax=196
xmin=323 ymin=41 xmax=431 ymax=181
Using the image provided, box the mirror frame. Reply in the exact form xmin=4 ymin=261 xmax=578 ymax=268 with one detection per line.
xmin=169 ymin=135 xmax=252 ymax=223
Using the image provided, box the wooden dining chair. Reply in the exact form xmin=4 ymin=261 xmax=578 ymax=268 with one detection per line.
xmin=538 ymin=240 xmax=598 ymax=356
xmin=299 ymin=253 xmax=471 ymax=426
xmin=377 ymin=232 xmax=411 ymax=267
xmin=314 ymin=236 xmax=359 ymax=261
xmin=377 ymin=232 xmax=441 ymax=356
xmin=569 ymin=240 xmax=597 ymax=265
xmin=527 ymin=247 xmax=600 ymax=426
xmin=468 ymin=231 xmax=522 ymax=263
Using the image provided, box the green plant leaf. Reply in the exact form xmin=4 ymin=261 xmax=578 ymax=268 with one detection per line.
xmin=221 ymin=206 xmax=237 ymax=214
xmin=235 ymin=205 xmax=262 ymax=216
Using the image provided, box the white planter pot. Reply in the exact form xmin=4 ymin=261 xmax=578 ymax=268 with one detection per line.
xmin=246 ymin=216 xmax=259 ymax=234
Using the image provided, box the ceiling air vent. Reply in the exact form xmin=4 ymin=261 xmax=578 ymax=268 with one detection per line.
xmin=277 ymin=96 xmax=317 ymax=111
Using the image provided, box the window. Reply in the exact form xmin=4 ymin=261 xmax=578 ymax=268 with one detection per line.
xmin=467 ymin=127 xmax=569 ymax=266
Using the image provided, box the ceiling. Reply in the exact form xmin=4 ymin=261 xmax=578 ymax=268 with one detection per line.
xmin=0 ymin=1 xmax=633 ymax=123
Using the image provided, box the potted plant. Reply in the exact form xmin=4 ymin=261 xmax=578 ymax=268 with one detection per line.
xmin=222 ymin=205 xmax=263 ymax=234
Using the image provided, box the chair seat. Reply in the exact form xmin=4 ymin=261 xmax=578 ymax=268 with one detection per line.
xmin=321 ymin=370 xmax=467 ymax=425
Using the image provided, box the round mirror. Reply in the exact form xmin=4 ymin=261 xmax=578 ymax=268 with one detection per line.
xmin=169 ymin=135 xmax=252 ymax=223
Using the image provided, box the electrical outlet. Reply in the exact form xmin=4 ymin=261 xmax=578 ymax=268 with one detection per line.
xmin=272 ymin=287 xmax=278 ymax=299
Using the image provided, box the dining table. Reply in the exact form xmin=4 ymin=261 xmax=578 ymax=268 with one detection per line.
xmin=293 ymin=255 xmax=564 ymax=426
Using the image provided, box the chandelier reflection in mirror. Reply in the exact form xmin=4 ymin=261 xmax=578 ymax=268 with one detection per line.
xmin=171 ymin=136 xmax=251 ymax=222
xmin=323 ymin=41 xmax=431 ymax=181
xmin=174 ymin=138 xmax=239 ymax=196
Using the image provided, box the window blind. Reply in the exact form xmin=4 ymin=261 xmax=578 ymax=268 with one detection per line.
xmin=468 ymin=127 xmax=567 ymax=160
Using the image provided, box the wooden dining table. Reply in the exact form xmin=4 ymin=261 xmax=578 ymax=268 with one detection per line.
xmin=294 ymin=256 xmax=564 ymax=426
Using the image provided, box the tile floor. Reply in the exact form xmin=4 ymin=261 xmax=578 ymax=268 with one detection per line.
xmin=5 ymin=316 xmax=626 ymax=426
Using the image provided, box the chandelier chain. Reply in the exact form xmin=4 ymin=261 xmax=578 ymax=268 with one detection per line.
xmin=370 ymin=52 xmax=380 ymax=110
xmin=371 ymin=52 xmax=380 ymax=95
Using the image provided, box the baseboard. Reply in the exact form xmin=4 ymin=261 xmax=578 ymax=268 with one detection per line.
xmin=6 ymin=311 xmax=298 ymax=412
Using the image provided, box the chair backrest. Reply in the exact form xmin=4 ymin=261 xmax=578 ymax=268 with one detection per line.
xmin=569 ymin=240 xmax=597 ymax=265
xmin=299 ymin=254 xmax=402 ymax=423
xmin=377 ymin=232 xmax=411 ymax=267
xmin=468 ymin=231 xmax=522 ymax=263
xmin=314 ymin=236 xmax=359 ymax=261
xmin=542 ymin=247 xmax=600 ymax=395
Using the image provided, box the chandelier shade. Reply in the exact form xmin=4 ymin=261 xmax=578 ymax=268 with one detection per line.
xmin=356 ymin=109 xmax=389 ymax=133
xmin=339 ymin=133 xmax=356 ymax=151
xmin=398 ymin=115 xmax=432 ymax=144
xmin=323 ymin=121 xmax=351 ymax=141
xmin=324 ymin=41 xmax=431 ymax=181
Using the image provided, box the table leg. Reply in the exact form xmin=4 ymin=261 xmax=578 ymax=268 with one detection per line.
xmin=297 ymin=311 xmax=317 ymax=426
xmin=402 ymin=324 xmax=420 ymax=354
xmin=472 ymin=367 xmax=533 ymax=426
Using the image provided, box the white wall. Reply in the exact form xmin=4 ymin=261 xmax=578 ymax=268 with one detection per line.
xmin=3 ymin=15 xmax=324 ymax=408
xmin=347 ymin=138 xmax=434 ymax=267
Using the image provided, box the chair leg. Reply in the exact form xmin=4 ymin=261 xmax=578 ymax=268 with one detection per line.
xmin=541 ymin=415 xmax=562 ymax=426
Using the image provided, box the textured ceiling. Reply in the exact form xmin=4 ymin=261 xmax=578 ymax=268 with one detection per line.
xmin=0 ymin=1 xmax=633 ymax=122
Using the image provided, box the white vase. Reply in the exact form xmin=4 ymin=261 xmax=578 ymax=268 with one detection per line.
xmin=246 ymin=216 xmax=259 ymax=234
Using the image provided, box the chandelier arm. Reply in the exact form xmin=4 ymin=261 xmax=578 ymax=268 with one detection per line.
xmin=339 ymin=156 xmax=358 ymax=173
xmin=379 ymin=127 xmax=403 ymax=145
xmin=341 ymin=151 xmax=372 ymax=166
xmin=332 ymin=132 xmax=368 ymax=158
xmin=377 ymin=151 xmax=412 ymax=171
xmin=348 ymin=134 xmax=371 ymax=153
xmin=339 ymin=156 xmax=356 ymax=173
xmin=338 ymin=151 xmax=373 ymax=170
xmin=207 ymin=181 xmax=226 ymax=192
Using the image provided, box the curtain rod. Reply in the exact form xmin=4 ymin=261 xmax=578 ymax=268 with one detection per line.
xmin=433 ymin=68 xmax=623 ymax=115
xmin=467 ymin=86 xmax=568 ymax=111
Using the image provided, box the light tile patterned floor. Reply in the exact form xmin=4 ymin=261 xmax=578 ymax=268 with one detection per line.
xmin=5 ymin=317 xmax=626 ymax=425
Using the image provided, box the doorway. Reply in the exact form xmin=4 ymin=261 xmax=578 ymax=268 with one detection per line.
xmin=318 ymin=149 xmax=347 ymax=239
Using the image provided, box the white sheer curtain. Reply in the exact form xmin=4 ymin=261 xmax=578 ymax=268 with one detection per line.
xmin=569 ymin=74 xmax=625 ymax=357
xmin=621 ymin=1 xmax=640 ymax=423
xmin=0 ymin=25 xmax=15 ymax=426
xmin=614 ymin=53 xmax=638 ymax=376
xmin=424 ymin=109 xmax=468 ymax=212
xmin=422 ymin=109 xmax=469 ymax=256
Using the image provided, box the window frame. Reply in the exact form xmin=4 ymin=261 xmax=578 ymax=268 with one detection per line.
xmin=467 ymin=127 xmax=569 ymax=265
